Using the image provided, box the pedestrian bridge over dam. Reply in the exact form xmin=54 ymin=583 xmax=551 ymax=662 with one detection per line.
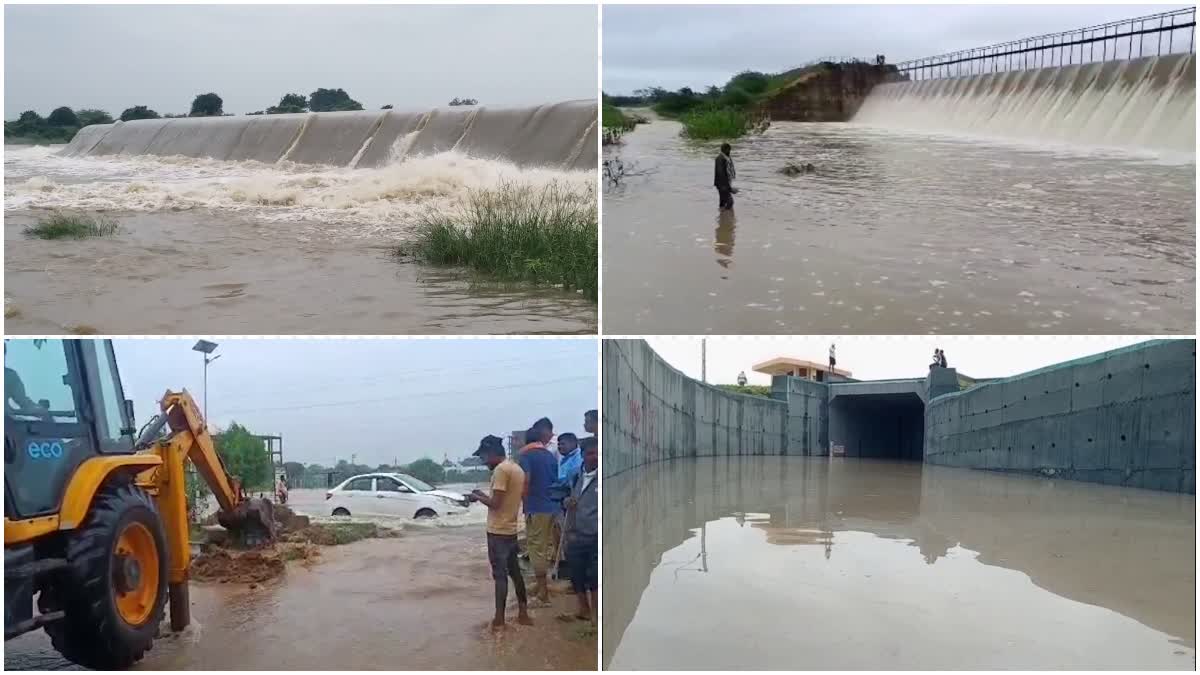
xmin=603 ymin=339 xmax=1195 ymax=493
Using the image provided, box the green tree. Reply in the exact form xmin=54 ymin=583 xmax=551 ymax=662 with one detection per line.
xmin=266 ymin=93 xmax=308 ymax=115
xmin=120 ymin=105 xmax=160 ymax=122
xmin=213 ymin=422 xmax=271 ymax=490
xmin=76 ymin=109 xmax=114 ymax=127
xmin=404 ymin=458 xmax=445 ymax=486
xmin=308 ymin=88 xmax=363 ymax=112
xmin=381 ymin=104 xmax=393 ymax=109
xmin=726 ymin=71 xmax=771 ymax=96
xmin=190 ymin=92 xmax=224 ymax=117
xmin=17 ymin=110 xmax=43 ymax=125
xmin=448 ymin=97 xmax=478 ymax=106
xmin=47 ymin=106 xmax=78 ymax=127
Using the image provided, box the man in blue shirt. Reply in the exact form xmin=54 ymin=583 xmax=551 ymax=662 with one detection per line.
xmin=556 ymin=432 xmax=582 ymax=487
xmin=518 ymin=418 xmax=559 ymax=606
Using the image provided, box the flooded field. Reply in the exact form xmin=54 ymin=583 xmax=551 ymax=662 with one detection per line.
xmin=4 ymin=145 xmax=596 ymax=335
xmin=5 ymin=489 xmax=594 ymax=671
xmin=603 ymin=457 xmax=1196 ymax=670
xmin=602 ymin=117 xmax=1195 ymax=334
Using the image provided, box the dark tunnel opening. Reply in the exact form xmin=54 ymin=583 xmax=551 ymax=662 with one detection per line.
xmin=828 ymin=393 xmax=925 ymax=460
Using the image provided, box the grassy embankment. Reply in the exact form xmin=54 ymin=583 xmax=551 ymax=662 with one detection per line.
xmin=399 ymin=181 xmax=597 ymax=300
xmin=23 ymin=212 xmax=120 ymax=240
xmin=601 ymin=101 xmax=649 ymax=145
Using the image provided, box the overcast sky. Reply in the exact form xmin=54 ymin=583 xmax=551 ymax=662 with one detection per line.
xmin=112 ymin=339 xmax=597 ymax=467
xmin=645 ymin=336 xmax=1158 ymax=386
xmin=604 ymin=4 xmax=1191 ymax=94
xmin=5 ymin=4 xmax=596 ymax=118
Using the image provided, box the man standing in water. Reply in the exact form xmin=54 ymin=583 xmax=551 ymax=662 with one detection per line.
xmin=714 ymin=142 xmax=736 ymax=210
xmin=518 ymin=419 xmax=559 ymax=606
xmin=562 ymin=436 xmax=599 ymax=623
xmin=470 ymin=435 xmax=533 ymax=630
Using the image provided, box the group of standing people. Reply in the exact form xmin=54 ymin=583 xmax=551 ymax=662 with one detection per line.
xmin=931 ymin=348 xmax=949 ymax=369
xmin=469 ymin=410 xmax=599 ymax=630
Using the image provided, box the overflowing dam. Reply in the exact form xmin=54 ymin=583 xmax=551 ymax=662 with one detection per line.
xmin=58 ymin=100 xmax=598 ymax=171
xmin=854 ymin=53 xmax=1195 ymax=153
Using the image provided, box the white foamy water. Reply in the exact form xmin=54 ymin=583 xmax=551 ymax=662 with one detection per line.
xmin=854 ymin=54 xmax=1195 ymax=154
xmin=5 ymin=145 xmax=594 ymax=240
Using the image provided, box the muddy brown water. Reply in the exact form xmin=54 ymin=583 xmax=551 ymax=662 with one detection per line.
xmin=602 ymin=116 xmax=1195 ymax=334
xmin=603 ymin=457 xmax=1196 ymax=670
xmin=5 ymin=526 xmax=595 ymax=671
xmin=4 ymin=146 xmax=596 ymax=335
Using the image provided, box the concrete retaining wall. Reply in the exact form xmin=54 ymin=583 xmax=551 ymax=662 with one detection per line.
xmin=925 ymin=340 xmax=1196 ymax=493
xmin=603 ymin=340 xmax=788 ymax=477
xmin=771 ymin=375 xmax=828 ymax=456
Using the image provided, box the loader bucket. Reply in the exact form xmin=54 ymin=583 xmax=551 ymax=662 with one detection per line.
xmin=216 ymin=498 xmax=276 ymax=547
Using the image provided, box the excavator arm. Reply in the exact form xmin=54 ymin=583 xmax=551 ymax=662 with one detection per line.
xmin=135 ymin=389 xmax=274 ymax=631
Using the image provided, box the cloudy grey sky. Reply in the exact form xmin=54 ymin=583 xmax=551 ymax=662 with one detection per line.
xmin=645 ymin=336 xmax=1152 ymax=386
xmin=5 ymin=4 xmax=597 ymax=119
xmin=604 ymin=4 xmax=1191 ymax=94
xmin=110 ymin=339 xmax=597 ymax=467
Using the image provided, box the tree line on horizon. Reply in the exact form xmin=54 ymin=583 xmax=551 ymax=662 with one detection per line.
xmin=7 ymin=88 xmax=487 ymax=145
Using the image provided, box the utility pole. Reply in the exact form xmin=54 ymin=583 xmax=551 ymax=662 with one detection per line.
xmin=701 ymin=339 xmax=707 ymax=383
xmin=191 ymin=340 xmax=220 ymax=418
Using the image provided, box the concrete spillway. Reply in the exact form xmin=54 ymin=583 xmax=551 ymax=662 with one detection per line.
xmin=58 ymin=100 xmax=597 ymax=171
xmin=853 ymin=53 xmax=1195 ymax=153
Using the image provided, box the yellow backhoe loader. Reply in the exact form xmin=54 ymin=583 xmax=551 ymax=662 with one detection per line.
xmin=4 ymin=338 xmax=274 ymax=669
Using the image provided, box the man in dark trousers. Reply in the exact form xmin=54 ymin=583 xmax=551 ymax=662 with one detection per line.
xmin=714 ymin=142 xmax=736 ymax=210
xmin=561 ymin=436 xmax=598 ymax=623
xmin=469 ymin=435 xmax=533 ymax=630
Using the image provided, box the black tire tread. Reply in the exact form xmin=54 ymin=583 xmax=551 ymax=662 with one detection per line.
xmin=44 ymin=477 xmax=168 ymax=670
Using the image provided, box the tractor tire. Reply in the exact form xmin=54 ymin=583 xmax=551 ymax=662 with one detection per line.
xmin=45 ymin=478 xmax=168 ymax=670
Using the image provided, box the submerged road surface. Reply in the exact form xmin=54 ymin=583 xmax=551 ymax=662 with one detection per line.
xmin=603 ymin=457 xmax=1195 ymax=670
xmin=602 ymin=117 xmax=1194 ymax=334
xmin=6 ymin=493 xmax=594 ymax=670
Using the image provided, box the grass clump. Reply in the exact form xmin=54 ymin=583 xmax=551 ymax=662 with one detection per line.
xmin=400 ymin=181 xmax=597 ymax=300
xmin=23 ymin=212 xmax=119 ymax=240
xmin=680 ymin=106 xmax=754 ymax=140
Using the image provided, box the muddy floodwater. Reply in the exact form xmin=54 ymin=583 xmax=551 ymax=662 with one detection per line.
xmin=4 ymin=146 xmax=596 ymax=335
xmin=6 ymin=490 xmax=594 ymax=671
xmin=603 ymin=457 xmax=1196 ymax=670
xmin=602 ymin=117 xmax=1195 ymax=334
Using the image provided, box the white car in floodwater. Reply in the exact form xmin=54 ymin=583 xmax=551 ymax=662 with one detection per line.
xmin=326 ymin=473 xmax=471 ymax=519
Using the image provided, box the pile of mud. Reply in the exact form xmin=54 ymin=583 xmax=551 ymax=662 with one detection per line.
xmin=191 ymin=504 xmax=396 ymax=584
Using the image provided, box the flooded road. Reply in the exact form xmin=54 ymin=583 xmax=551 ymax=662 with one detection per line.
xmin=603 ymin=457 xmax=1196 ymax=670
xmin=6 ymin=492 xmax=594 ymax=671
xmin=602 ymin=117 xmax=1194 ymax=334
xmin=4 ymin=146 xmax=596 ymax=335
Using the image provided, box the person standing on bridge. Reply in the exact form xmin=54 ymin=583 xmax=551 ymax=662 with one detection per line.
xmin=470 ymin=435 xmax=533 ymax=630
xmin=714 ymin=143 xmax=737 ymax=210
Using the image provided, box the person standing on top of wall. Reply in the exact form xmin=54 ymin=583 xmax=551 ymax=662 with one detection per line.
xmin=518 ymin=418 xmax=559 ymax=606
xmin=829 ymin=343 xmax=837 ymax=373
xmin=714 ymin=143 xmax=737 ymax=210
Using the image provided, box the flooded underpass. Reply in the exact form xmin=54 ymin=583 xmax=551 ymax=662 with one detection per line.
xmin=602 ymin=117 xmax=1194 ymax=334
xmin=603 ymin=457 xmax=1196 ymax=670
xmin=6 ymin=490 xmax=595 ymax=671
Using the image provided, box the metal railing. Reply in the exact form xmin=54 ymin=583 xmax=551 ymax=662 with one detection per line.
xmin=896 ymin=8 xmax=1196 ymax=81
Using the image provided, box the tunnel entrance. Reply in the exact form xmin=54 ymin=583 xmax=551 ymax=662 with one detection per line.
xmin=828 ymin=393 xmax=925 ymax=460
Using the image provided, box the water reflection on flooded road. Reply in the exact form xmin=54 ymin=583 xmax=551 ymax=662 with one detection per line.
xmin=603 ymin=457 xmax=1195 ymax=670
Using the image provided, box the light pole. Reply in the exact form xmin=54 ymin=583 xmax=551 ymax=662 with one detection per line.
xmin=191 ymin=340 xmax=220 ymax=417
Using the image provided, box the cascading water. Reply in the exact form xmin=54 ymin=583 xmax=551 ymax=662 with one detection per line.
xmin=852 ymin=53 xmax=1195 ymax=153
xmin=58 ymin=99 xmax=597 ymax=170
